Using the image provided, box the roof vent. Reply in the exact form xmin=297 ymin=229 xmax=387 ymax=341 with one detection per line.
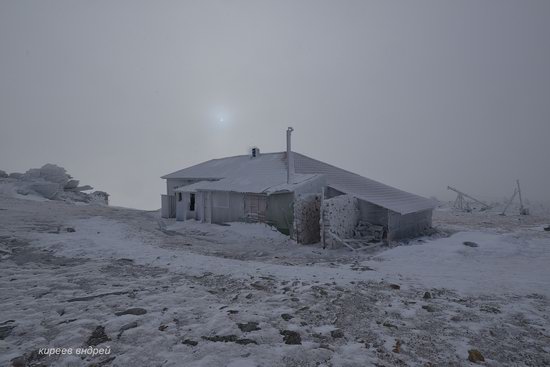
xmin=250 ymin=147 xmax=260 ymax=158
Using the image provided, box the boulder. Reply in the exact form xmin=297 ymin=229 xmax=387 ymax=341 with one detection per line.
xmin=86 ymin=326 xmax=111 ymax=346
xmin=29 ymin=182 xmax=62 ymax=199
xmin=24 ymin=164 xmax=69 ymax=186
xmin=468 ymin=349 xmax=485 ymax=363
xmin=280 ymin=330 xmax=301 ymax=345
xmin=331 ymin=329 xmax=344 ymax=338
xmin=67 ymin=185 xmax=93 ymax=192
xmin=237 ymin=322 xmax=260 ymax=332
xmin=115 ymin=308 xmax=147 ymax=316
xmin=64 ymin=179 xmax=80 ymax=189
xmin=0 ymin=170 xmax=8 ymax=178
xmin=91 ymin=191 xmax=109 ymax=205
xmin=9 ymin=172 xmax=23 ymax=179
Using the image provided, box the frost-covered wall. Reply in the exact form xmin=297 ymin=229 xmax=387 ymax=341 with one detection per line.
xmin=211 ymin=192 xmax=245 ymax=223
xmin=388 ymin=209 xmax=432 ymax=241
xmin=166 ymin=178 xmax=205 ymax=195
xmin=266 ymin=193 xmax=294 ymax=236
xmin=322 ymin=194 xmax=359 ymax=246
xmin=357 ymin=199 xmax=388 ymax=226
xmin=293 ymin=193 xmax=320 ymax=244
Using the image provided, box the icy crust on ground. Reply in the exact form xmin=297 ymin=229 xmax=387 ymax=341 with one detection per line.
xmin=0 ymin=195 xmax=549 ymax=366
xmin=0 ymin=164 xmax=109 ymax=204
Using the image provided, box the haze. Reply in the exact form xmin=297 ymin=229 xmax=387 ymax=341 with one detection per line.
xmin=1 ymin=0 xmax=549 ymax=210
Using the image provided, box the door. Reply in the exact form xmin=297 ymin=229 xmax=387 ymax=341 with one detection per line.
xmin=245 ymin=194 xmax=267 ymax=222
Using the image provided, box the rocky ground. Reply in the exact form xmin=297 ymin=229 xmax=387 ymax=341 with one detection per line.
xmin=0 ymin=195 xmax=549 ymax=366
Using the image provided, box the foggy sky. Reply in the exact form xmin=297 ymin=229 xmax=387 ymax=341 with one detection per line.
xmin=1 ymin=0 xmax=549 ymax=210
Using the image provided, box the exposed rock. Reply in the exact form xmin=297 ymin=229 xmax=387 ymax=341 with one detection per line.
xmin=10 ymin=356 xmax=26 ymax=367
xmin=24 ymin=164 xmax=69 ymax=186
xmin=0 ymin=170 xmax=8 ymax=178
xmin=330 ymin=329 xmax=344 ymax=339
xmin=468 ymin=349 xmax=485 ymax=363
xmin=544 ymin=225 xmax=550 ymax=232
xmin=392 ymin=339 xmax=401 ymax=353
xmin=281 ymin=313 xmax=294 ymax=321
xmin=0 ymin=324 xmax=16 ymax=340
xmin=423 ymin=291 xmax=432 ymax=299
xmin=480 ymin=305 xmax=501 ymax=314
xmin=28 ymin=182 xmax=61 ymax=199
xmin=202 ymin=335 xmax=238 ymax=343
xmin=389 ymin=284 xmax=400 ymax=290
xmin=64 ymin=179 xmax=80 ymax=189
xmin=91 ymin=191 xmax=110 ymax=205
xmin=87 ymin=326 xmax=111 ymax=346
xmin=8 ymin=172 xmax=23 ymax=179
xmin=463 ymin=241 xmax=479 ymax=248
xmin=66 ymin=227 xmax=76 ymax=233
xmin=280 ymin=330 xmax=302 ymax=345
xmin=237 ymin=321 xmax=260 ymax=332
xmin=201 ymin=334 xmax=257 ymax=345
xmin=68 ymin=185 xmax=93 ymax=192
xmin=422 ymin=305 xmax=435 ymax=312
xmin=115 ymin=308 xmax=147 ymax=316
xmin=117 ymin=321 xmax=138 ymax=339
xmin=10 ymin=350 xmax=45 ymax=367
xmin=182 ymin=339 xmax=198 ymax=346
xmin=250 ymin=282 xmax=269 ymax=291
xmin=7 ymin=164 xmax=109 ymax=204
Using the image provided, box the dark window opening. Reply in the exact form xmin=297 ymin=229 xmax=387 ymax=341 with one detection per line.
xmin=189 ymin=193 xmax=196 ymax=211
xmin=177 ymin=192 xmax=182 ymax=202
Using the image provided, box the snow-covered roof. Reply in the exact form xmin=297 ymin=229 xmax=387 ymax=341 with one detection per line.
xmin=174 ymin=173 xmax=321 ymax=195
xmin=163 ymin=152 xmax=436 ymax=214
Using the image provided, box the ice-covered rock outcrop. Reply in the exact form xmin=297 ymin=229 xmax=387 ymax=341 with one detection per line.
xmin=0 ymin=164 xmax=109 ymax=205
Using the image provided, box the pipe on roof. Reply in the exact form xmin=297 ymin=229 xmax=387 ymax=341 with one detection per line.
xmin=286 ymin=127 xmax=294 ymax=184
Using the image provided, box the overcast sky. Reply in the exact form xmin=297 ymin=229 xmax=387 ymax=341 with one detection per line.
xmin=1 ymin=0 xmax=549 ymax=210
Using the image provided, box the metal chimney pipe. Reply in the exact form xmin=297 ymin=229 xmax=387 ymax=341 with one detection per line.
xmin=286 ymin=127 xmax=294 ymax=183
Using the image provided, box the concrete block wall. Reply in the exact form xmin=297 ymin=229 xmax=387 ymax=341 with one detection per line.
xmin=293 ymin=193 xmax=321 ymax=244
xmin=322 ymin=194 xmax=359 ymax=247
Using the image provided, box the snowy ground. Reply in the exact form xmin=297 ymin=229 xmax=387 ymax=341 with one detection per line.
xmin=1 ymin=195 xmax=549 ymax=366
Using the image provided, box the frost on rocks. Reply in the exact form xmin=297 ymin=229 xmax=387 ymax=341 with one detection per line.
xmin=0 ymin=164 xmax=109 ymax=205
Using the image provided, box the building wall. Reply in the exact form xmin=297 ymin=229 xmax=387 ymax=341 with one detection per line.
xmin=210 ymin=191 xmax=245 ymax=223
xmin=388 ymin=209 xmax=433 ymax=241
xmin=161 ymin=195 xmax=176 ymax=218
xmin=266 ymin=193 xmax=294 ymax=236
xmin=357 ymin=199 xmax=388 ymax=226
xmin=166 ymin=178 xmax=203 ymax=195
xmin=175 ymin=192 xmax=198 ymax=221
xmin=322 ymin=194 xmax=360 ymax=247
xmin=196 ymin=192 xmax=205 ymax=222
xmin=293 ymin=193 xmax=321 ymax=244
xmin=163 ymin=178 xmax=207 ymax=218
